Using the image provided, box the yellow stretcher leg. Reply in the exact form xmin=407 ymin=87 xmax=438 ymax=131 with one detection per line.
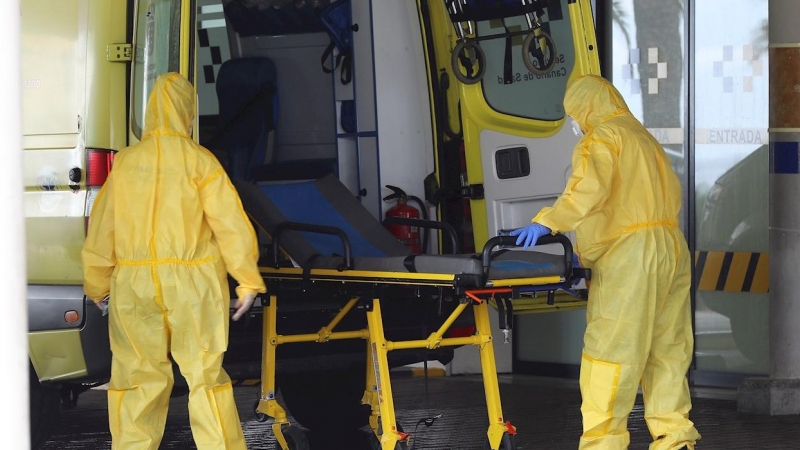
xmin=363 ymin=340 xmax=381 ymax=435
xmin=365 ymin=298 xmax=407 ymax=449
xmin=257 ymin=294 xmax=292 ymax=450
xmin=474 ymin=300 xmax=512 ymax=450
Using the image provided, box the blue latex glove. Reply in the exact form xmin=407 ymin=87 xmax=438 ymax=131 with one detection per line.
xmin=509 ymin=223 xmax=551 ymax=249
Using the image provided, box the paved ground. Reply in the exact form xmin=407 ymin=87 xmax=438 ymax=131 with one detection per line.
xmin=42 ymin=373 xmax=800 ymax=449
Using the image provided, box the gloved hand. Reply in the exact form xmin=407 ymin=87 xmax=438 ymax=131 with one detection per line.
xmin=509 ymin=223 xmax=551 ymax=249
xmin=232 ymin=293 xmax=257 ymax=321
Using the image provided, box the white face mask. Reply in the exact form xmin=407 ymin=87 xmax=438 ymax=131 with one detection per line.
xmin=569 ymin=117 xmax=584 ymax=137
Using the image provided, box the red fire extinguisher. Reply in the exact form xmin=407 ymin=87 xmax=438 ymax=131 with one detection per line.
xmin=383 ymin=185 xmax=422 ymax=254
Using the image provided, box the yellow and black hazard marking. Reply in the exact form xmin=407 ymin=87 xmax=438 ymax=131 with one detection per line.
xmin=695 ymin=251 xmax=769 ymax=293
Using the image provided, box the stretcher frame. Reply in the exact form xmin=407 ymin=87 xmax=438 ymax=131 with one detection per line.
xmin=253 ymin=232 xmax=588 ymax=450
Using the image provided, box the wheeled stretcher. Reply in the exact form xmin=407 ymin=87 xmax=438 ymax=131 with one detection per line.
xmin=234 ymin=174 xmax=589 ymax=450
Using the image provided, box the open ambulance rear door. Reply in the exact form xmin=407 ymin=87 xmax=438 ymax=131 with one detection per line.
xmin=418 ymin=0 xmax=601 ymax=373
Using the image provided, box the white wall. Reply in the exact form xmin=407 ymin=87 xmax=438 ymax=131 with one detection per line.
xmin=371 ymin=1 xmax=435 ymax=219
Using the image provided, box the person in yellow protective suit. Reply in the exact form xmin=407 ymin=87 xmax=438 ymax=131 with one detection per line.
xmin=82 ymin=72 xmax=266 ymax=450
xmin=512 ymin=75 xmax=701 ymax=449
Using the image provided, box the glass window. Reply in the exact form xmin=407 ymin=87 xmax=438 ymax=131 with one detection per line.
xmin=477 ymin=0 xmax=575 ymax=121
xmin=693 ymin=0 xmax=769 ymax=376
xmin=131 ymin=0 xmax=183 ymax=138
xmin=609 ymin=0 xmax=687 ymax=231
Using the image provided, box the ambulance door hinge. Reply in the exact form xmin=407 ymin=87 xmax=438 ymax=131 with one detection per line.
xmin=107 ymin=44 xmax=132 ymax=62
xmin=463 ymin=183 xmax=484 ymax=200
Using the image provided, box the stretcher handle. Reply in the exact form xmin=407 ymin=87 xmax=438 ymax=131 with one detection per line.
xmin=271 ymin=221 xmax=354 ymax=270
xmin=481 ymin=234 xmax=574 ymax=280
xmin=381 ymin=216 xmax=461 ymax=254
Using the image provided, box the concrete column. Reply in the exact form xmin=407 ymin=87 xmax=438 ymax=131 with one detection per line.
xmin=738 ymin=0 xmax=800 ymax=415
xmin=0 ymin=0 xmax=31 ymax=445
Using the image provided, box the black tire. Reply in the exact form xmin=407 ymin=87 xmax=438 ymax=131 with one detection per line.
xmin=253 ymin=399 xmax=269 ymax=423
xmin=30 ymin=365 xmax=61 ymax=450
xmin=279 ymin=366 xmax=370 ymax=433
xmin=484 ymin=433 xmax=517 ymax=450
xmin=451 ymin=40 xmax=486 ymax=85
xmin=281 ymin=426 xmax=310 ymax=450
xmin=522 ymin=30 xmax=557 ymax=75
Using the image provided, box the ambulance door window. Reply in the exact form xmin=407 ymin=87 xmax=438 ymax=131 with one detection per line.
xmin=478 ymin=0 xmax=574 ymax=121
xmin=131 ymin=0 xmax=184 ymax=138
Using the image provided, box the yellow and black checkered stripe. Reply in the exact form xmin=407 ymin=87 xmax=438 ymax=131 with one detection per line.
xmin=695 ymin=251 xmax=769 ymax=293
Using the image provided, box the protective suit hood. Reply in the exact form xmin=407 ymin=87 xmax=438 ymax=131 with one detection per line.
xmin=564 ymin=75 xmax=630 ymax=134
xmin=142 ymin=72 xmax=195 ymax=138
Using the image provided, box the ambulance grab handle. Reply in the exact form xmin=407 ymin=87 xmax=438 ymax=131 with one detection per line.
xmin=480 ymin=234 xmax=574 ymax=279
xmin=271 ymin=221 xmax=354 ymax=270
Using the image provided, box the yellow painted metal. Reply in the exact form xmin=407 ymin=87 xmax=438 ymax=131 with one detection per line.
xmin=25 ymin=195 xmax=86 ymax=284
xmin=387 ymin=335 xmax=489 ymax=351
xmin=431 ymin=300 xmax=471 ymax=343
xmin=259 ymin=266 xmax=455 ymax=284
xmin=21 ymin=0 xmax=81 ymax=137
xmin=28 ymin=330 xmax=88 ymax=382
xmin=258 ymin=294 xmax=291 ymax=450
xmin=277 ymin=329 xmax=370 ymax=345
xmin=259 ymin=267 xmax=564 ymax=290
xmin=384 ymin=299 xmax=484 ymax=351
xmin=488 ymin=275 xmax=563 ymax=287
xmin=180 ymin=0 xmax=192 ymax=77
xmin=22 ymin=0 xmax=128 ymax=284
xmin=473 ymin=300 xmax=507 ymax=449
xmin=320 ymin=296 xmax=359 ymax=339
xmin=272 ymin=421 xmax=289 ymax=450
xmin=366 ymin=299 xmax=404 ymax=449
xmin=363 ymin=340 xmax=383 ymax=439
xmin=418 ymin=0 xmax=602 ymax=250
xmin=84 ymin=0 xmax=129 ymax=152
xmin=270 ymin=296 xmax=369 ymax=344
xmin=259 ymin=293 xmax=372 ymax=448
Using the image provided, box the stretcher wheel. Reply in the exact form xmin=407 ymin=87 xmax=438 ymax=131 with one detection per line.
xmin=280 ymin=426 xmax=310 ymax=450
xmin=451 ymin=40 xmax=486 ymax=84
xmin=484 ymin=433 xmax=517 ymax=450
xmin=522 ymin=29 xmax=557 ymax=75
xmin=369 ymin=423 xmax=408 ymax=450
xmin=253 ymin=399 xmax=269 ymax=423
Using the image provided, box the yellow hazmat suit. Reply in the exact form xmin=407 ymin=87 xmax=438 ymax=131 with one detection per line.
xmin=82 ymin=72 xmax=266 ymax=449
xmin=532 ymin=75 xmax=701 ymax=450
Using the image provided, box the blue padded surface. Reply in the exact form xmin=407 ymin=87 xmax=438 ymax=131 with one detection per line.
xmin=258 ymin=182 xmax=387 ymax=258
